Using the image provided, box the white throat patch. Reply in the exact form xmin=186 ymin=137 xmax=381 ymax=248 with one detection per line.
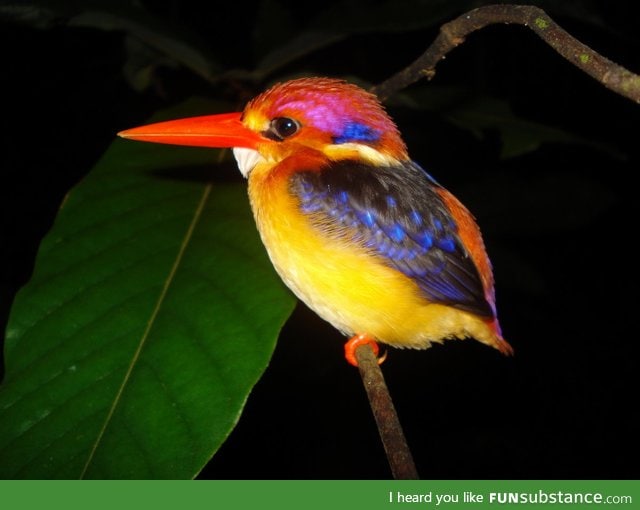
xmin=232 ymin=148 xmax=265 ymax=178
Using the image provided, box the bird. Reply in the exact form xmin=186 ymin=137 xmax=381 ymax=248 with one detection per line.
xmin=119 ymin=77 xmax=513 ymax=366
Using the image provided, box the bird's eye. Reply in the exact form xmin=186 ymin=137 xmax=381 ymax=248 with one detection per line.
xmin=270 ymin=117 xmax=300 ymax=140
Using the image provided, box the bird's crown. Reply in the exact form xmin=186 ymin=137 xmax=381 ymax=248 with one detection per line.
xmin=242 ymin=78 xmax=408 ymax=163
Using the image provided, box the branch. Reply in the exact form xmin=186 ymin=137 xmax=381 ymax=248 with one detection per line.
xmin=372 ymin=4 xmax=640 ymax=104
xmin=355 ymin=344 xmax=418 ymax=479
xmin=355 ymin=3 xmax=640 ymax=481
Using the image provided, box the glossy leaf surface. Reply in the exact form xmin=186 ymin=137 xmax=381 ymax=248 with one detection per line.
xmin=0 ymin=100 xmax=295 ymax=479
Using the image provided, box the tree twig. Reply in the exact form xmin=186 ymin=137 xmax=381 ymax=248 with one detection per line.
xmin=355 ymin=344 xmax=418 ymax=479
xmin=372 ymin=4 xmax=640 ymax=104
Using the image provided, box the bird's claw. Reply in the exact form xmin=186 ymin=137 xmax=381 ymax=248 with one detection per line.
xmin=344 ymin=334 xmax=386 ymax=367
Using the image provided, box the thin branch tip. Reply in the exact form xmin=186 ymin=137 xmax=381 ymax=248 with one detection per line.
xmin=373 ymin=4 xmax=640 ymax=104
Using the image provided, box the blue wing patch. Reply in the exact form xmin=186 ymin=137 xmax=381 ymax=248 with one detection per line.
xmin=290 ymin=160 xmax=494 ymax=317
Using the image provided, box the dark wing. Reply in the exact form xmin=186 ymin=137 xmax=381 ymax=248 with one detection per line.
xmin=289 ymin=159 xmax=494 ymax=318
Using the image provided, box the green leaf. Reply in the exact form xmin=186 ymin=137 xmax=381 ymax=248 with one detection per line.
xmin=445 ymin=95 xmax=586 ymax=159
xmin=254 ymin=30 xmax=348 ymax=79
xmin=0 ymin=98 xmax=296 ymax=479
xmin=309 ymin=0 xmax=477 ymax=34
xmin=0 ymin=1 xmax=220 ymax=84
xmin=403 ymin=86 xmax=622 ymax=159
xmin=249 ymin=0 xmax=477 ymax=81
xmin=71 ymin=9 xmax=219 ymax=84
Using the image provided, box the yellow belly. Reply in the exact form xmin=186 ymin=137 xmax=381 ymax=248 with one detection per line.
xmin=247 ymin=165 xmax=501 ymax=350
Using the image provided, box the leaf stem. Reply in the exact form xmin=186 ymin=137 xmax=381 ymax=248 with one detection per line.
xmin=354 ymin=344 xmax=418 ymax=479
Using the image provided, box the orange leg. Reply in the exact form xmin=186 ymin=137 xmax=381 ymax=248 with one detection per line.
xmin=344 ymin=333 xmax=386 ymax=367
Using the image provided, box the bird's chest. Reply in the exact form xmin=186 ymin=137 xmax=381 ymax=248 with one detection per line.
xmin=247 ymin=173 xmax=334 ymax=300
xmin=246 ymin=170 xmax=387 ymax=334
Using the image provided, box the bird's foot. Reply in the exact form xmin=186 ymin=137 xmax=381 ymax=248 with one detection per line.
xmin=344 ymin=333 xmax=386 ymax=367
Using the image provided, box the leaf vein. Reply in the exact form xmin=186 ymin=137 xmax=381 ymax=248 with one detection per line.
xmin=78 ymin=184 xmax=212 ymax=478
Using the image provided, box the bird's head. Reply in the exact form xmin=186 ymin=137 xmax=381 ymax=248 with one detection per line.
xmin=119 ymin=78 xmax=408 ymax=177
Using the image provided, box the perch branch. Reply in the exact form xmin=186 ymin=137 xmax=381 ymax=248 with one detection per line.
xmin=355 ymin=344 xmax=418 ymax=479
xmin=354 ymin=3 xmax=640 ymax=481
xmin=372 ymin=4 xmax=640 ymax=104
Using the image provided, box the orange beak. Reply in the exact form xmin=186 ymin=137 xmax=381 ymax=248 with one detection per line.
xmin=118 ymin=112 xmax=263 ymax=149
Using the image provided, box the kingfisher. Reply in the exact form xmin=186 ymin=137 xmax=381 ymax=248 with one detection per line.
xmin=119 ymin=77 xmax=512 ymax=365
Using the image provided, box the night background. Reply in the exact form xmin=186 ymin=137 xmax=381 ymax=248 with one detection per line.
xmin=1 ymin=0 xmax=639 ymax=479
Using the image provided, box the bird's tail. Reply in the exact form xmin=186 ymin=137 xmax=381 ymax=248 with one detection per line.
xmin=489 ymin=318 xmax=514 ymax=355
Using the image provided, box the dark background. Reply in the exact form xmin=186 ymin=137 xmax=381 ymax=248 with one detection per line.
xmin=1 ymin=0 xmax=639 ymax=478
